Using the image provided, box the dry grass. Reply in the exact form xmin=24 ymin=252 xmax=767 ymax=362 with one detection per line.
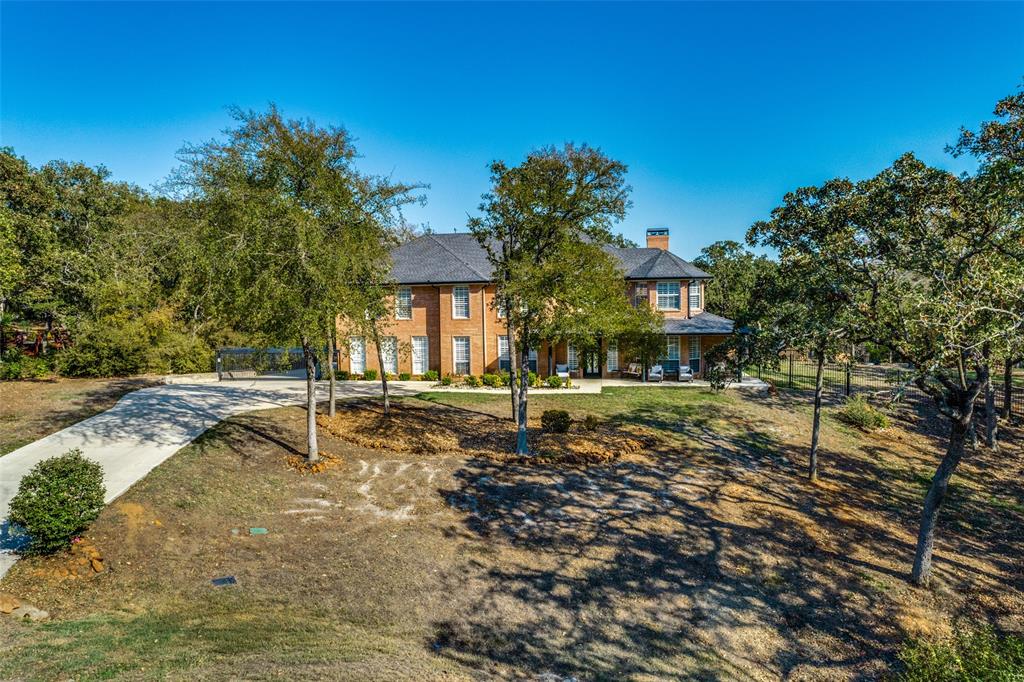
xmin=0 ymin=377 xmax=160 ymax=455
xmin=0 ymin=387 xmax=1021 ymax=681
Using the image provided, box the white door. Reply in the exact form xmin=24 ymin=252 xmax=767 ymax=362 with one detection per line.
xmin=349 ymin=336 xmax=365 ymax=375
xmin=412 ymin=336 xmax=428 ymax=375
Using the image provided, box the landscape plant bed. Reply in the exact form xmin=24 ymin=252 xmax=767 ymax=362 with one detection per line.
xmin=316 ymin=399 xmax=655 ymax=465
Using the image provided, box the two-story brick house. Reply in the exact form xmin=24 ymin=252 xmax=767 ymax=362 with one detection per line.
xmin=337 ymin=227 xmax=734 ymax=379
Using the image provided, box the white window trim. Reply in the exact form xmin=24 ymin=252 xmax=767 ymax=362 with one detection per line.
xmin=453 ymin=336 xmax=471 ymax=375
xmin=452 ymin=286 xmax=470 ymax=319
xmin=689 ymin=336 xmax=701 ymax=360
xmin=567 ymin=344 xmax=578 ymax=372
xmin=412 ymin=336 xmax=428 ymax=375
xmin=381 ymin=336 xmax=398 ymax=374
xmin=688 ymin=281 xmax=701 ymax=311
xmin=656 ymin=282 xmax=681 ymax=311
xmin=396 ymin=287 xmax=412 ymax=320
xmin=498 ymin=335 xmax=510 ymax=362
xmin=664 ymin=335 xmax=680 ymax=361
xmin=349 ymin=336 xmax=366 ymax=375
xmin=606 ymin=339 xmax=619 ymax=372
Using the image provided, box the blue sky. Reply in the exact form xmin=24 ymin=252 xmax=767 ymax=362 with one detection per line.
xmin=2 ymin=2 xmax=1022 ymax=259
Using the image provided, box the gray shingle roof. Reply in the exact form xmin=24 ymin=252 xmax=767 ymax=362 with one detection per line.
xmin=663 ymin=312 xmax=735 ymax=335
xmin=391 ymin=233 xmax=711 ymax=284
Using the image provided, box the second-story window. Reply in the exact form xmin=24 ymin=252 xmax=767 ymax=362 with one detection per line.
xmin=656 ymin=282 xmax=680 ymax=310
xmin=633 ymin=284 xmax=648 ymax=307
xmin=689 ymin=280 xmax=701 ymax=311
xmin=453 ymin=286 xmax=470 ymax=319
xmin=395 ymin=287 xmax=412 ymax=320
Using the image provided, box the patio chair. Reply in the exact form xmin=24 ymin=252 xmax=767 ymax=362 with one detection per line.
xmin=555 ymin=363 xmax=570 ymax=381
xmin=678 ymin=365 xmax=694 ymax=382
xmin=621 ymin=363 xmax=642 ymax=379
xmin=648 ymin=364 xmax=664 ymax=382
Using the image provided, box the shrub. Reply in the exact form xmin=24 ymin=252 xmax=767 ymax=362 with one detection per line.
xmin=482 ymin=373 xmax=502 ymax=388
xmin=546 ymin=375 xmax=564 ymax=388
xmin=498 ymin=371 xmax=511 ymax=387
xmin=582 ymin=414 xmax=600 ymax=431
xmin=896 ymin=627 xmax=1024 ymax=681
xmin=541 ymin=409 xmax=571 ymax=433
xmin=441 ymin=373 xmax=453 ymax=386
xmin=8 ymin=449 xmax=106 ymax=555
xmin=363 ymin=369 xmax=378 ymax=381
xmin=528 ymin=371 xmax=541 ymax=388
xmin=337 ymin=370 xmax=350 ymax=380
xmin=837 ymin=395 xmax=889 ymax=430
xmin=422 ymin=370 xmax=439 ymax=382
xmin=464 ymin=374 xmax=481 ymax=387
xmin=0 ymin=349 xmax=53 ymax=380
xmin=398 ymin=372 xmax=411 ymax=381
xmin=385 ymin=372 xmax=397 ymax=381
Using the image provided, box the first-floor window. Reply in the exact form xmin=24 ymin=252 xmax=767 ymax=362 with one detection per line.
xmin=567 ymin=344 xmax=578 ymax=372
xmin=664 ymin=336 xmax=680 ymax=362
xmin=606 ymin=339 xmax=619 ymax=372
xmin=349 ymin=336 xmax=366 ymax=375
xmin=689 ymin=336 xmax=701 ymax=373
xmin=498 ymin=335 xmax=510 ymax=371
xmin=381 ymin=336 xmax=398 ymax=374
xmin=453 ymin=336 xmax=471 ymax=375
xmin=412 ymin=336 xmax=428 ymax=375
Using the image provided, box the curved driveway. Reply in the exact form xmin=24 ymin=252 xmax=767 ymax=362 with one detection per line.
xmin=0 ymin=378 xmax=426 ymax=578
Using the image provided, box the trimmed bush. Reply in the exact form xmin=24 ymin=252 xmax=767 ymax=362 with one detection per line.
xmin=441 ymin=373 xmax=454 ymax=386
xmin=541 ymin=409 xmax=571 ymax=433
xmin=464 ymin=374 xmax=481 ymax=387
xmin=398 ymin=372 xmax=411 ymax=381
xmin=546 ymin=375 xmax=564 ymax=388
xmin=837 ymin=395 xmax=889 ymax=430
xmin=528 ymin=371 xmax=541 ymax=388
xmin=363 ymin=369 xmax=378 ymax=381
xmin=896 ymin=628 xmax=1024 ymax=681
xmin=422 ymin=370 xmax=439 ymax=382
xmin=8 ymin=449 xmax=106 ymax=555
xmin=337 ymin=370 xmax=350 ymax=380
xmin=481 ymin=373 xmax=502 ymax=388
xmin=498 ymin=371 xmax=511 ymax=387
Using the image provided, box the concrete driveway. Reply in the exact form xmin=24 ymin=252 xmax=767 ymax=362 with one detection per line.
xmin=0 ymin=377 xmax=427 ymax=578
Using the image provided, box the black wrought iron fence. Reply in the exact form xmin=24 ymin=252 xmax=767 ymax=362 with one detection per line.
xmin=752 ymin=352 xmax=1022 ymax=421
xmin=215 ymin=347 xmax=307 ymax=380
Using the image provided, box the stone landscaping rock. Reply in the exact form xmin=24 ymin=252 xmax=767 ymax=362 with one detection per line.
xmin=10 ymin=604 xmax=49 ymax=621
xmin=0 ymin=593 xmax=20 ymax=614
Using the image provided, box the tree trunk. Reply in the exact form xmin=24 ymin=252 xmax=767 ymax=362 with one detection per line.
xmin=809 ymin=351 xmax=825 ymax=482
xmin=301 ymin=336 xmax=320 ymax=463
xmin=516 ymin=345 xmax=530 ymax=455
xmin=327 ymin=330 xmax=337 ymax=418
xmin=507 ymin=322 xmax=520 ymax=422
xmin=911 ymin=413 xmax=970 ymax=585
xmin=372 ymin=325 xmax=391 ymax=416
xmin=1004 ymin=357 xmax=1015 ymax=422
xmin=981 ymin=344 xmax=997 ymax=450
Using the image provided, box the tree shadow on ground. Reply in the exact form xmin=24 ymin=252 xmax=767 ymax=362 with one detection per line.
xmin=428 ymin=395 xmax=1024 ymax=680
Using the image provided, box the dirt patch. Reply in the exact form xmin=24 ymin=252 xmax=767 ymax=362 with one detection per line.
xmin=285 ymin=450 xmax=344 ymax=474
xmin=317 ymin=400 xmax=653 ymax=465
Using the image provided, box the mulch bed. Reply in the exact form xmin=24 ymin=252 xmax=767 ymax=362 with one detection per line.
xmin=316 ymin=401 xmax=654 ymax=466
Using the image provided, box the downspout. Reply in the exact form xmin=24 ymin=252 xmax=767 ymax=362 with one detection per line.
xmin=481 ymin=286 xmax=487 ymax=375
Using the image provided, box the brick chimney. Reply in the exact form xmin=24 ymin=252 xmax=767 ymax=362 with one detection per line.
xmin=646 ymin=227 xmax=669 ymax=250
